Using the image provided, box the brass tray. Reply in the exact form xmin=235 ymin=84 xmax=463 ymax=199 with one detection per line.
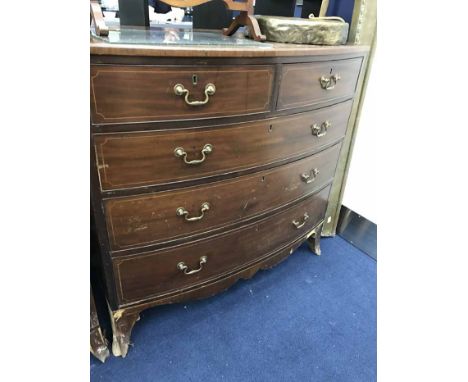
xmin=255 ymin=15 xmax=349 ymax=45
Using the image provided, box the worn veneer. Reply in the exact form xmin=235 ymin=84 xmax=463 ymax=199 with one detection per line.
xmin=94 ymin=101 xmax=352 ymax=191
xmin=277 ymin=58 xmax=362 ymax=110
xmin=90 ymin=286 xmax=110 ymax=363
xmin=90 ymin=38 xmax=368 ymax=357
xmin=91 ymin=65 xmax=274 ymax=124
xmin=104 ymin=144 xmax=341 ymax=252
xmin=114 ymin=185 xmax=331 ymax=304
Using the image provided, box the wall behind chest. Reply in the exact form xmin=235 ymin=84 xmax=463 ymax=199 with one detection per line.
xmin=342 ymin=47 xmax=377 ymax=224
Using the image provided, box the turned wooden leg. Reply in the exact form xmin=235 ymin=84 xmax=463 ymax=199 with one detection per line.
xmin=307 ymin=222 xmax=324 ymax=256
xmin=223 ymin=12 xmax=266 ymax=42
xmin=108 ymin=306 xmax=140 ymax=358
xmin=90 ymin=326 xmax=110 ymax=363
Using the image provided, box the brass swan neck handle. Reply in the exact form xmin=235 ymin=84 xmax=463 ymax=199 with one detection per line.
xmin=177 ymin=256 xmax=208 ymax=275
xmin=311 ymin=121 xmax=330 ymax=138
xmin=292 ymin=213 xmax=310 ymax=229
xmin=176 ymin=203 xmax=211 ymax=222
xmin=319 ymin=74 xmax=341 ymax=90
xmin=301 ymin=168 xmax=320 ymax=184
xmin=174 ymin=83 xmax=216 ymax=106
xmin=174 ymin=144 xmax=213 ymax=165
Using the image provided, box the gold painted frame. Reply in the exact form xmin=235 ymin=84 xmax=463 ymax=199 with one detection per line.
xmin=322 ymin=0 xmax=377 ymax=235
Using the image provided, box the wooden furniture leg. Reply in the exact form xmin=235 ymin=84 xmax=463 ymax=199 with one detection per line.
xmin=223 ymin=11 xmax=266 ymax=41
xmin=307 ymin=221 xmax=324 ymax=256
xmin=90 ymin=327 xmax=110 ymax=363
xmin=108 ymin=306 xmax=141 ymax=358
xmin=90 ymin=1 xmax=109 ymax=36
xmin=90 ymin=286 xmax=110 ymax=363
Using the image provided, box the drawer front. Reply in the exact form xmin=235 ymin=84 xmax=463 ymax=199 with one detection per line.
xmin=114 ymin=185 xmax=330 ymax=303
xmin=277 ymin=58 xmax=362 ymax=111
xmin=105 ymin=143 xmax=341 ymax=251
xmin=91 ymin=65 xmax=274 ymax=124
xmin=94 ymin=100 xmax=352 ymax=191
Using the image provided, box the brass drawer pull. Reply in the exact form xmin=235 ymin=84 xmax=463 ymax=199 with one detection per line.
xmin=176 ymin=202 xmax=210 ymax=222
xmin=292 ymin=213 xmax=309 ymax=229
xmin=174 ymin=83 xmax=216 ymax=106
xmin=301 ymin=168 xmax=319 ymax=184
xmin=319 ymin=74 xmax=341 ymax=90
xmin=174 ymin=144 xmax=213 ymax=165
xmin=177 ymin=256 xmax=208 ymax=275
xmin=311 ymin=121 xmax=330 ymax=137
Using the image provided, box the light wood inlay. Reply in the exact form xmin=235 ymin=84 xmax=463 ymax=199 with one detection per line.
xmin=114 ymin=186 xmax=331 ymax=304
xmin=91 ymin=65 xmax=274 ymax=124
xmin=90 ymin=38 xmax=369 ymax=357
xmin=105 ymin=144 xmax=342 ymax=251
xmin=94 ymin=101 xmax=353 ymax=191
xmin=278 ymin=58 xmax=363 ymax=110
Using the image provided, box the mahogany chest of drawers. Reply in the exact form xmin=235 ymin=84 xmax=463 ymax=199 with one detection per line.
xmin=90 ymin=38 xmax=368 ymax=357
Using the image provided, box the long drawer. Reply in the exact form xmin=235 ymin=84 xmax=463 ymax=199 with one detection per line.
xmin=277 ymin=58 xmax=362 ymax=111
xmin=113 ymin=185 xmax=331 ymax=304
xmin=105 ymin=143 xmax=341 ymax=251
xmin=91 ymin=65 xmax=274 ymax=124
xmin=94 ymin=100 xmax=352 ymax=191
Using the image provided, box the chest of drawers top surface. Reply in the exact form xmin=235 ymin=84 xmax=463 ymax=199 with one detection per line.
xmin=90 ymin=36 xmax=369 ymax=58
xmin=90 ymin=37 xmax=368 ymax=356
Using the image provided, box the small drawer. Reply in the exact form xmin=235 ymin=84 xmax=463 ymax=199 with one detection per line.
xmin=113 ymin=185 xmax=331 ymax=304
xmin=277 ymin=58 xmax=362 ymax=111
xmin=94 ymin=100 xmax=352 ymax=191
xmin=90 ymin=65 xmax=274 ymax=124
xmin=104 ymin=143 xmax=342 ymax=251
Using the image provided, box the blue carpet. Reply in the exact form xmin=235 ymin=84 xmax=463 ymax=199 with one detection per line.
xmin=91 ymin=236 xmax=376 ymax=382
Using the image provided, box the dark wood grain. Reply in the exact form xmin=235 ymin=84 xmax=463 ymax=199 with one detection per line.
xmin=113 ymin=185 xmax=330 ymax=304
xmin=105 ymin=143 xmax=341 ymax=251
xmin=90 ymin=286 xmax=100 ymax=329
xmin=90 ymin=44 xmax=368 ymax=356
xmin=91 ymin=65 xmax=274 ymax=124
xmin=108 ymin=232 xmax=309 ymax=357
xmin=277 ymin=58 xmax=363 ymax=111
xmin=94 ymin=100 xmax=352 ymax=192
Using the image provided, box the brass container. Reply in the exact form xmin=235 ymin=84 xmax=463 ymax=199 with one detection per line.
xmin=255 ymin=15 xmax=349 ymax=45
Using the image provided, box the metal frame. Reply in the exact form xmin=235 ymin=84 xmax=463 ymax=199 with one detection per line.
xmin=337 ymin=205 xmax=377 ymax=259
